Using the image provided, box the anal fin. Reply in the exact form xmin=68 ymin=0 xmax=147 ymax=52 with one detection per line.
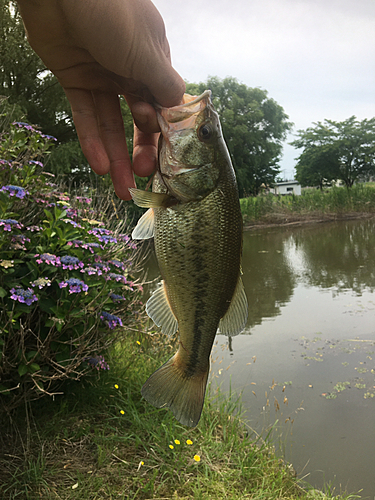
xmin=219 ymin=277 xmax=248 ymax=336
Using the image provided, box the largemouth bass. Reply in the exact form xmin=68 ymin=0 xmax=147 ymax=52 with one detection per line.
xmin=130 ymin=90 xmax=248 ymax=427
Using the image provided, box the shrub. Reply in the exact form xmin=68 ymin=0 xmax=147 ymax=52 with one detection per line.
xmin=0 ymin=121 xmax=143 ymax=412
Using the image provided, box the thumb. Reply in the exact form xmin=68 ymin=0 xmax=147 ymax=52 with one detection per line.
xmin=140 ymin=52 xmax=186 ymax=108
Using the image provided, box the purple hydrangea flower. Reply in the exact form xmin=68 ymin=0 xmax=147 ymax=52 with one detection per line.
xmin=1 ymin=185 xmax=29 ymax=199
xmin=67 ymin=240 xmax=101 ymax=253
xmin=105 ymin=273 xmax=128 ymax=284
xmin=59 ymin=278 xmax=88 ymax=294
xmin=85 ymin=242 xmax=102 ymax=253
xmin=56 ymin=193 xmax=70 ymax=202
xmin=81 ymin=266 xmax=102 ymax=276
xmin=62 ymin=218 xmax=82 ymax=228
xmin=0 ymin=219 xmax=23 ymax=231
xmin=89 ymin=228 xmax=117 ymax=244
xmin=109 ymin=293 xmax=125 ymax=303
xmin=60 ymin=255 xmax=84 ymax=270
xmin=100 ymin=311 xmax=123 ymax=329
xmin=92 ymin=262 xmax=110 ymax=273
xmin=86 ymin=354 xmax=109 ymax=370
xmin=109 ymin=260 xmax=125 ymax=270
xmin=42 ymin=134 xmax=57 ymax=141
xmin=29 ymin=160 xmax=44 ymax=167
xmin=76 ymin=196 xmax=92 ymax=204
xmin=67 ymin=240 xmax=83 ymax=248
xmin=10 ymin=287 xmax=38 ymax=305
xmin=118 ymin=233 xmax=137 ymax=249
xmin=89 ymin=227 xmax=112 ymax=236
xmin=65 ymin=208 xmax=78 ymax=218
xmin=13 ymin=121 xmax=35 ymax=131
xmin=35 ymin=253 xmax=61 ymax=266
xmin=11 ymin=234 xmax=31 ymax=249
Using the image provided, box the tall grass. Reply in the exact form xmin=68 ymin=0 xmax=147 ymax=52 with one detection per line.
xmin=240 ymin=184 xmax=375 ymax=225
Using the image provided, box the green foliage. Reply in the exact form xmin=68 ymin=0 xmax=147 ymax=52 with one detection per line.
xmin=0 ymin=121 xmax=143 ymax=411
xmin=292 ymin=117 xmax=375 ymax=188
xmin=186 ymin=77 xmax=293 ymax=196
xmin=0 ymin=0 xmax=75 ymax=142
xmin=240 ymin=184 xmax=375 ymax=224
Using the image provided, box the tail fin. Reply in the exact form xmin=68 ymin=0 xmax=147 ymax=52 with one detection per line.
xmin=141 ymin=354 xmax=208 ymax=427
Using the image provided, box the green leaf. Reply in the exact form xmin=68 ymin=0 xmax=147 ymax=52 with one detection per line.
xmin=29 ymin=363 xmax=40 ymax=373
xmin=43 ymin=209 xmax=53 ymax=221
xmin=26 ymin=351 xmax=38 ymax=361
xmin=0 ymin=287 xmax=6 ymax=298
xmin=18 ymin=364 xmax=28 ymax=377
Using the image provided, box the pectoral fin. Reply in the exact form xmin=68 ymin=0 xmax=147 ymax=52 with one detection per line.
xmin=146 ymin=281 xmax=178 ymax=337
xmin=129 ymin=188 xmax=172 ymax=208
xmin=132 ymin=208 xmax=155 ymax=240
xmin=219 ymin=277 xmax=248 ymax=336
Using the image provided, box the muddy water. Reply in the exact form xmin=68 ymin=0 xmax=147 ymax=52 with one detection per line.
xmin=144 ymin=218 xmax=375 ymax=498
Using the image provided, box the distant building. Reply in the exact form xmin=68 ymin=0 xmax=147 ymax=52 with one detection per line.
xmin=271 ymin=180 xmax=301 ymax=196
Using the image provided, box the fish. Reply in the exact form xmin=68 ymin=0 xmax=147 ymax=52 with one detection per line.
xmin=129 ymin=90 xmax=248 ymax=427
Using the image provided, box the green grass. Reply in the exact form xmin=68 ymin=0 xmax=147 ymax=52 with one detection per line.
xmin=0 ymin=329 xmax=360 ymax=500
xmin=240 ymin=184 xmax=375 ymax=225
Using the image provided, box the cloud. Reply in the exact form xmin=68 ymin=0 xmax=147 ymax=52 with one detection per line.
xmin=153 ymin=0 xmax=375 ymax=176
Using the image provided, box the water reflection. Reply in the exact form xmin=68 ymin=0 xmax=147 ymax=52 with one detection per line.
xmin=143 ymin=218 xmax=375 ymax=497
xmin=242 ymin=230 xmax=296 ymax=329
xmin=242 ymin=219 xmax=375 ymax=331
xmin=294 ymin=220 xmax=375 ymax=294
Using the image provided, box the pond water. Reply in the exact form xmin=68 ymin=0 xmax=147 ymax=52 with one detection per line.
xmin=143 ymin=218 xmax=375 ymax=498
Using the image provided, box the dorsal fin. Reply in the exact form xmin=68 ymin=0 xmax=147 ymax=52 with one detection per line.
xmin=218 ymin=277 xmax=248 ymax=336
xmin=132 ymin=208 xmax=155 ymax=240
xmin=146 ymin=281 xmax=178 ymax=337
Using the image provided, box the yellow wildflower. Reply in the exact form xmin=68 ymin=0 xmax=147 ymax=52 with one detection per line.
xmin=114 ymin=384 xmax=119 ymax=389
xmin=174 ymin=439 xmax=180 ymax=445
xmin=120 ymin=410 xmax=125 ymax=415
xmin=136 ymin=341 xmax=141 ymax=345
xmin=186 ymin=439 xmax=193 ymax=445
xmin=193 ymin=455 xmax=201 ymax=462
xmin=169 ymin=444 xmax=174 ymax=450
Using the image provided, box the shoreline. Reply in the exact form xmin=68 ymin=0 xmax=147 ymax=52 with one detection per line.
xmin=243 ymin=211 xmax=375 ymax=231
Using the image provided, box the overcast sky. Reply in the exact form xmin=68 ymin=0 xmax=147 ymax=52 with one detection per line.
xmin=152 ymin=0 xmax=375 ymax=179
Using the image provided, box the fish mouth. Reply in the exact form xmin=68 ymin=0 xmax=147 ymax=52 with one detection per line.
xmin=156 ymin=90 xmax=212 ymax=133
xmin=156 ymin=90 xmax=212 ymax=123
xmin=156 ymin=91 xmax=213 ymax=176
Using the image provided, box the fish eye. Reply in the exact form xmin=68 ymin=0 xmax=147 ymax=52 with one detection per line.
xmin=198 ymin=123 xmax=213 ymax=142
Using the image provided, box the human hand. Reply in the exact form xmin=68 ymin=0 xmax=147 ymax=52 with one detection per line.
xmin=17 ymin=0 xmax=185 ymax=200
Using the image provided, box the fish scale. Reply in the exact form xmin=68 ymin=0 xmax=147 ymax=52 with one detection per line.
xmin=130 ymin=91 xmax=248 ymax=426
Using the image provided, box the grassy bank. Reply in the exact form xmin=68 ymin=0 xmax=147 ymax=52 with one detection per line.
xmin=0 ymin=329 xmax=359 ymax=500
xmin=240 ymin=184 xmax=375 ymax=227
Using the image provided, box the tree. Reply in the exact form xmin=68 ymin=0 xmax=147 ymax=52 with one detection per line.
xmin=294 ymin=144 xmax=340 ymax=189
xmin=186 ymin=77 xmax=292 ymax=197
xmin=291 ymin=117 xmax=375 ymax=188
xmin=0 ymin=0 xmax=74 ymax=141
